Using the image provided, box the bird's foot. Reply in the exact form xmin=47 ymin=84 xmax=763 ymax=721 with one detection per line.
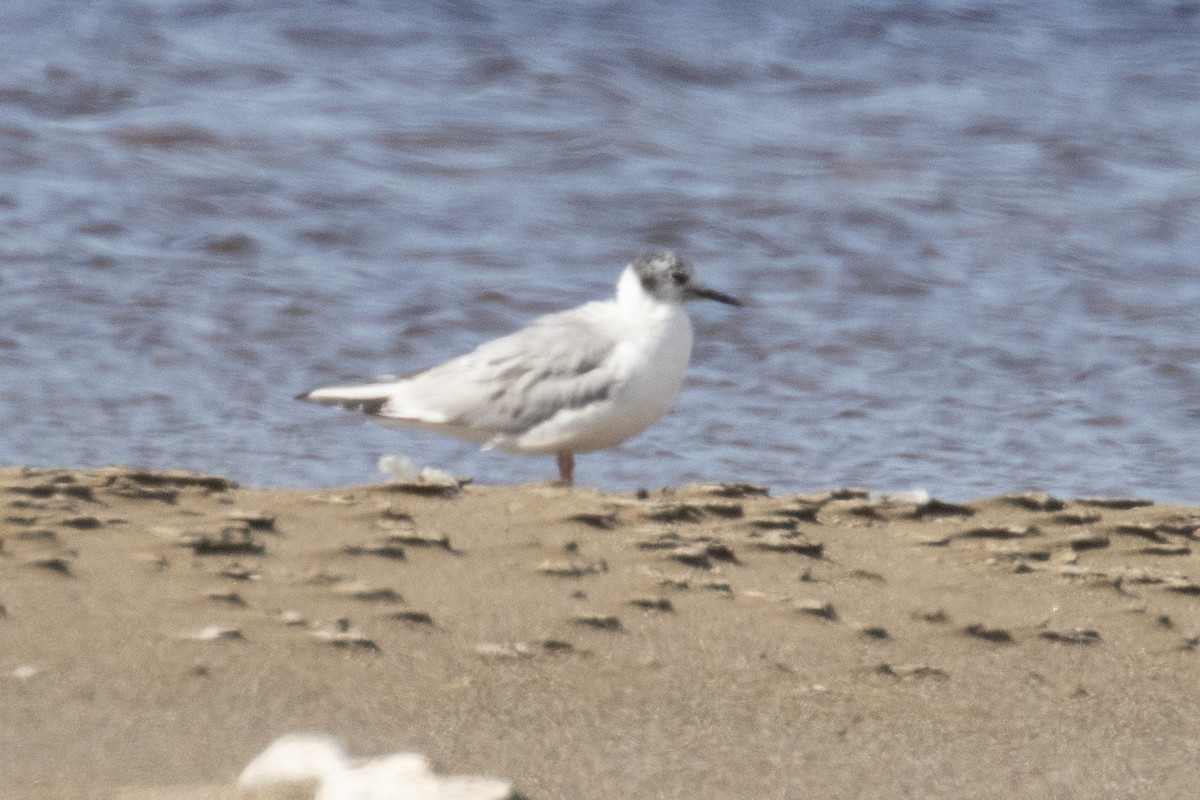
xmin=555 ymin=451 xmax=575 ymax=487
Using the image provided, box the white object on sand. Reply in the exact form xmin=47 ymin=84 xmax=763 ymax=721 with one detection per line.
xmin=236 ymin=734 xmax=349 ymax=799
xmin=317 ymin=752 xmax=513 ymax=800
xmin=298 ymin=251 xmax=741 ymax=486
xmin=869 ymin=488 xmax=931 ymax=505
xmin=377 ymin=454 xmax=419 ymax=481
xmin=235 ymin=733 xmax=516 ymax=800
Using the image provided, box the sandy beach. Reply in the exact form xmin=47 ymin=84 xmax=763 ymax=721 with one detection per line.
xmin=3 ymin=466 xmax=1200 ymax=799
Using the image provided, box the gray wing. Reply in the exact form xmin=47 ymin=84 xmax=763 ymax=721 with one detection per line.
xmin=381 ymin=303 xmax=622 ymax=436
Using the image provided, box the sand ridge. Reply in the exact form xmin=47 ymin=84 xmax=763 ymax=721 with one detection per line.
xmin=2 ymin=467 xmax=1200 ymax=799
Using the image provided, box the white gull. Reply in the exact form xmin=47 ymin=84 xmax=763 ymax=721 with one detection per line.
xmin=297 ymin=251 xmax=741 ymax=485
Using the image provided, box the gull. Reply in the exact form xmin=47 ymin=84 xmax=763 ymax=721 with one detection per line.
xmin=296 ymin=251 xmax=741 ymax=485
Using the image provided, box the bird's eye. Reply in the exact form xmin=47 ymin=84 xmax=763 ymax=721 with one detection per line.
xmin=671 ymin=271 xmax=687 ymax=285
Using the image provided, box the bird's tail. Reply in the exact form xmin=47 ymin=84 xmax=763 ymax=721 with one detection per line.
xmin=295 ymin=382 xmax=393 ymax=414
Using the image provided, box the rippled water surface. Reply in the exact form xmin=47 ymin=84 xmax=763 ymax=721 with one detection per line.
xmin=3 ymin=0 xmax=1200 ymax=500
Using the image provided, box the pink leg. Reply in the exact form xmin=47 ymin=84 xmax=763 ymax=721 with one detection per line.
xmin=556 ymin=451 xmax=575 ymax=486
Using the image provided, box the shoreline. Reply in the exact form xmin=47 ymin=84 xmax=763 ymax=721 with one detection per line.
xmin=3 ymin=466 xmax=1199 ymax=799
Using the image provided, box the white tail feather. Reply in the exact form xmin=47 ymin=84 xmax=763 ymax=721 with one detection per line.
xmin=296 ymin=382 xmax=397 ymax=413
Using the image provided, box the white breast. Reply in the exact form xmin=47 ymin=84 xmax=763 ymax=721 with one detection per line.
xmin=509 ymin=302 xmax=694 ymax=455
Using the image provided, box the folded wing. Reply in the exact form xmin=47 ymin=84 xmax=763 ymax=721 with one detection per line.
xmin=298 ymin=303 xmax=624 ymax=443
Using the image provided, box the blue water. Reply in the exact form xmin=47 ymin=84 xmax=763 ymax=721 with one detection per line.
xmin=3 ymin=0 xmax=1200 ymax=500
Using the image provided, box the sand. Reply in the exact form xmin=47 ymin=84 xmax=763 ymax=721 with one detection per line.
xmin=2 ymin=466 xmax=1200 ymax=799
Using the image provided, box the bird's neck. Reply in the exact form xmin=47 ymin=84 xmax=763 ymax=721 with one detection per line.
xmin=615 ymin=266 xmax=674 ymax=318
xmin=613 ymin=266 xmax=691 ymax=358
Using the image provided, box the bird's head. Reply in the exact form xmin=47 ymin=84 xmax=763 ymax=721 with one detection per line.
xmin=626 ymin=251 xmax=742 ymax=307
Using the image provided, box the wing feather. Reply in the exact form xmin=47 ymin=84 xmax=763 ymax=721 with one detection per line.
xmin=379 ymin=303 xmax=624 ymax=436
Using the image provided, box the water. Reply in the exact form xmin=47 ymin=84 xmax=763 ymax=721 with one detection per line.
xmin=3 ymin=0 xmax=1200 ymax=501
